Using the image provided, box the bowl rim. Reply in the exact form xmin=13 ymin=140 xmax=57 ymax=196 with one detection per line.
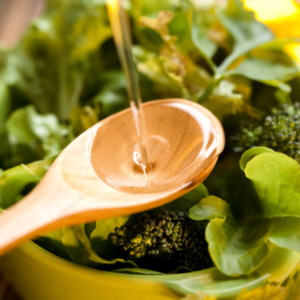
xmin=22 ymin=240 xmax=218 ymax=280
xmin=5 ymin=236 xmax=300 ymax=298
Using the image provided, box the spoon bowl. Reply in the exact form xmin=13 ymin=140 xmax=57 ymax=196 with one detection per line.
xmin=0 ymin=98 xmax=224 ymax=256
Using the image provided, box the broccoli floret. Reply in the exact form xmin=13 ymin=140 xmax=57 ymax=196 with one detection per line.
xmin=231 ymin=102 xmax=300 ymax=163
xmin=111 ymin=210 xmax=212 ymax=271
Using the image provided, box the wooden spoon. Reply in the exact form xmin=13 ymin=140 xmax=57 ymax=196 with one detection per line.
xmin=0 ymin=98 xmax=224 ymax=257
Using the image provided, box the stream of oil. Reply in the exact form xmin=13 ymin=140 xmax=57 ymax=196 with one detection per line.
xmin=106 ymin=0 xmax=153 ymax=185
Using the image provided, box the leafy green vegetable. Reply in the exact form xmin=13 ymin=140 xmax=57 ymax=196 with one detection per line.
xmin=227 ymin=58 xmax=299 ymax=83
xmin=3 ymin=105 xmax=73 ymax=168
xmin=90 ymin=215 xmax=130 ymax=259
xmin=0 ymin=83 xmax=10 ymax=134
xmin=138 ymin=10 xmax=211 ymax=100
xmin=38 ymin=224 xmax=137 ymax=267
xmin=110 ymin=209 xmax=212 ymax=272
xmin=191 ymin=13 xmax=218 ymax=74
xmin=190 ymin=150 xmax=300 ymax=276
xmin=217 ymin=0 xmax=274 ymax=72
xmin=239 ymin=147 xmax=274 ymax=171
xmin=0 ymin=158 xmax=54 ymax=209
xmin=92 ymin=71 xmax=129 ymax=118
xmin=0 ymin=84 xmax=11 ymax=168
xmin=112 ymin=268 xmax=164 ymax=275
xmin=245 ymin=152 xmax=300 ymax=218
xmin=202 ymin=80 xmax=244 ymax=120
xmin=70 ymin=105 xmax=99 ymax=136
xmin=206 ymin=217 xmax=271 ymax=276
xmin=189 ymin=196 xmax=231 ymax=221
xmin=4 ymin=0 xmax=111 ymax=120
xmin=268 ymin=217 xmax=300 ymax=252
xmin=232 ymin=103 xmax=300 ymax=163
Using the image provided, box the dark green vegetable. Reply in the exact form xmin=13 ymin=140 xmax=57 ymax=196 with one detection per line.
xmin=111 ymin=209 xmax=212 ymax=271
xmin=231 ymin=102 xmax=300 ymax=163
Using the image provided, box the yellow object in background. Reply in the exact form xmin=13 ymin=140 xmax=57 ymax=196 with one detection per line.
xmin=244 ymin=0 xmax=300 ymax=62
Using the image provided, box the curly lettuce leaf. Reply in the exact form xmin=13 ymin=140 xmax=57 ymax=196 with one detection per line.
xmin=203 ymin=80 xmax=243 ymax=120
xmin=139 ymin=10 xmax=211 ymax=100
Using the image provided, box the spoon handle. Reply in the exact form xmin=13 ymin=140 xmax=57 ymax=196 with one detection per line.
xmin=0 ymin=178 xmax=78 ymax=257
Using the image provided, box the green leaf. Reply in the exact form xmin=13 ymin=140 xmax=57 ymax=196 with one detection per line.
xmin=192 ymin=28 xmax=217 ymax=59
xmin=268 ymin=217 xmax=300 ymax=253
xmin=260 ymin=38 xmax=300 ymax=51
xmin=164 ymin=184 xmax=208 ymax=212
xmin=260 ymin=81 xmax=291 ymax=93
xmin=204 ymin=150 xmax=300 ymax=276
xmin=189 ymin=196 xmax=231 ymax=221
xmin=0 ymin=84 xmax=11 ymax=167
xmin=0 ymin=84 xmax=10 ymax=135
xmin=112 ymin=268 xmax=164 ymax=275
xmin=239 ymin=147 xmax=274 ymax=171
xmin=203 ymin=80 xmax=243 ymax=121
xmin=7 ymin=105 xmax=60 ymax=144
xmin=40 ymin=223 xmax=137 ymax=267
xmin=217 ymin=0 xmax=274 ymax=72
xmin=139 ymin=11 xmax=211 ymax=100
xmin=244 ymin=152 xmax=300 ymax=218
xmin=6 ymin=105 xmax=72 ymax=160
xmin=9 ymin=0 xmax=111 ymax=120
xmin=227 ymin=58 xmax=300 ymax=83
xmin=70 ymin=105 xmax=99 ymax=136
xmin=206 ymin=217 xmax=270 ymax=276
xmin=92 ymin=70 xmax=129 ymax=118
xmin=0 ymin=158 xmax=54 ymax=209
xmin=191 ymin=15 xmax=218 ymax=73
xmin=90 ymin=215 xmax=129 ymax=259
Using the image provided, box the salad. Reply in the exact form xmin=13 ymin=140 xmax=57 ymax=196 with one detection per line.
xmin=1 ymin=0 xmax=300 ymax=298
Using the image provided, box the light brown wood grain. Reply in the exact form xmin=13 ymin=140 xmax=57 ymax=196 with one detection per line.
xmin=0 ymin=99 xmax=225 ymax=257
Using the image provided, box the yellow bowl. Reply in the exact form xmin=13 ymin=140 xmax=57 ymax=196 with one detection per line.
xmin=1 ymin=241 xmax=300 ymax=300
